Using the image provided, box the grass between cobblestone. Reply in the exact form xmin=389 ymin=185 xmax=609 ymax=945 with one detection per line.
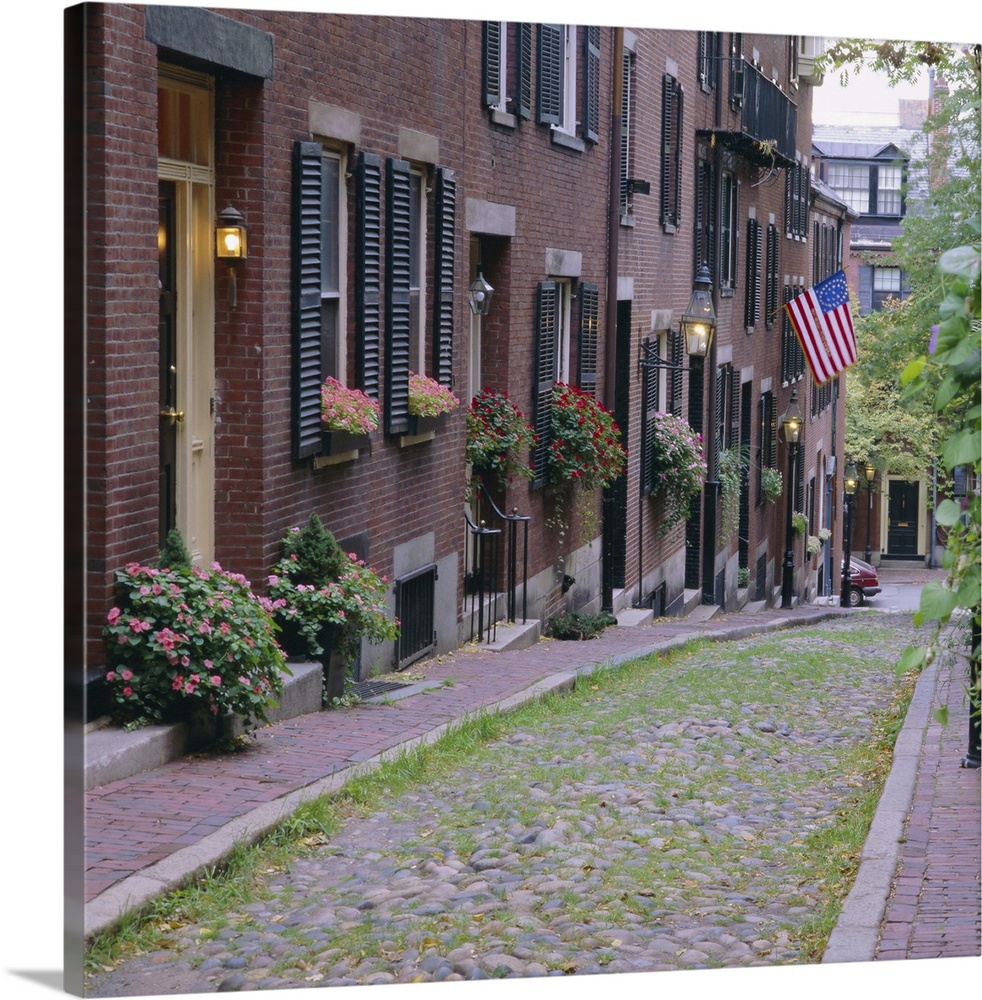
xmin=85 ymin=616 xmax=919 ymax=985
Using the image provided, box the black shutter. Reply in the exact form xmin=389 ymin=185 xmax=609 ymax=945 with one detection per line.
xmin=583 ymin=25 xmax=601 ymax=143
xmin=385 ymin=158 xmax=412 ymax=435
xmin=765 ymin=223 xmax=779 ymax=329
xmin=641 ymin=337 xmax=661 ymax=494
xmin=516 ymin=23 xmax=533 ymax=120
xmin=577 ymin=282 xmax=598 ymax=396
xmin=482 ymin=21 xmax=502 ymax=108
xmin=660 ymin=74 xmax=682 ymax=230
xmin=537 ymin=24 xmax=563 ymax=125
xmin=532 ymin=281 xmax=558 ymax=487
xmin=292 ymin=140 xmax=325 ymax=460
xmin=356 ymin=151 xmax=381 ymax=399
xmin=669 ymin=328 xmax=684 ymax=417
xmin=744 ymin=217 xmax=761 ymax=330
xmin=432 ymin=167 xmax=456 ymax=388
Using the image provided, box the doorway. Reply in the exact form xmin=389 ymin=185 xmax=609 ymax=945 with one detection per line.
xmin=887 ymin=479 xmax=920 ymax=556
xmin=157 ymin=69 xmax=216 ymax=566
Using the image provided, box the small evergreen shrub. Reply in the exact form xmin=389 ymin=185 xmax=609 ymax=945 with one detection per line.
xmin=547 ymin=609 xmax=617 ymax=640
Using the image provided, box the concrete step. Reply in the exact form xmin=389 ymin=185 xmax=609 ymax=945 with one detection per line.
xmin=741 ymin=599 xmax=768 ymax=615
xmin=616 ymin=607 xmax=654 ymax=627
xmin=686 ymin=602 xmax=721 ymax=623
xmin=476 ymin=618 xmax=542 ymax=652
xmin=84 ymin=660 xmax=324 ymax=791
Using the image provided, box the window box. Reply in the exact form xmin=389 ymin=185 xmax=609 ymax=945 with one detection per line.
xmin=314 ymin=429 xmax=371 ymax=467
xmin=407 ymin=413 xmax=446 ymax=437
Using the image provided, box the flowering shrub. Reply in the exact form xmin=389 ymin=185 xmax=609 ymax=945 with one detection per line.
xmin=465 ymin=388 xmax=536 ymax=484
xmin=547 ymin=383 xmax=626 ymax=491
xmin=807 ymin=535 xmax=822 ymax=557
xmin=408 ymin=372 xmax=460 ymax=417
xmin=648 ymin=411 xmax=706 ymax=535
xmin=321 ymin=377 xmax=379 ymax=435
xmin=268 ymin=516 xmax=400 ymax=662
xmin=792 ymin=511 xmax=808 ymax=536
xmin=103 ymin=561 xmax=289 ymax=728
xmin=760 ymin=465 xmax=783 ymax=504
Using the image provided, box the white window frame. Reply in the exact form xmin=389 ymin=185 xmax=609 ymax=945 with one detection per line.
xmin=490 ymin=21 xmax=508 ymax=113
xmin=320 ymin=147 xmax=348 ymax=383
xmin=555 ymin=25 xmax=578 ymax=136
xmin=408 ymin=166 xmax=427 ymax=374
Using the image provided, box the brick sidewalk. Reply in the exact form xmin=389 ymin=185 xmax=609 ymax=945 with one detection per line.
xmin=876 ymin=653 xmax=982 ymax=961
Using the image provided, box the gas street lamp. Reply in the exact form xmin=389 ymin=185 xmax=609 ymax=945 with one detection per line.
xmin=863 ymin=460 xmax=876 ymax=563
xmin=780 ymin=387 xmax=802 ymax=608
xmin=841 ymin=459 xmax=858 ymax=608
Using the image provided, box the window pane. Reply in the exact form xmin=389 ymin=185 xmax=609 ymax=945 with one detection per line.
xmin=877 ymin=165 xmax=902 ymax=214
xmin=873 ymin=267 xmax=901 ymax=292
xmin=321 ymin=155 xmax=340 ymax=295
xmin=827 ymin=164 xmax=869 ymax=213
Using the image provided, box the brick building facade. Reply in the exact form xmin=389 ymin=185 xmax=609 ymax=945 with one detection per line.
xmin=67 ymin=7 xmax=850 ymax=687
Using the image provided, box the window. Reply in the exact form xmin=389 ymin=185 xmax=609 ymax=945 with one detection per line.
xmin=531 ymin=279 xmax=572 ymax=486
xmin=757 ymin=391 xmax=777 ymax=503
xmin=385 ymin=158 xmax=457 ymax=435
xmin=872 ymin=266 xmax=902 ymax=309
xmin=582 ymin=25 xmax=601 ymax=144
xmin=577 ymin=283 xmax=599 ymax=395
xmin=698 ymin=31 xmax=720 ymax=92
xmin=781 ymin=282 xmax=806 ymax=384
xmin=291 ymin=140 xmax=352 ymax=459
xmin=660 ymin=73 xmax=683 ymax=232
xmin=787 ymin=36 xmax=799 ymax=90
xmin=640 ymin=331 xmax=667 ymax=494
xmin=538 ymin=24 xmax=577 ymax=137
xmin=694 ymin=151 xmax=715 ymax=274
xmin=784 ymin=161 xmax=809 ymax=238
xmin=719 ymin=170 xmax=738 ymax=292
xmin=825 ymin=159 xmax=906 ymax=217
xmin=482 ymin=22 xmax=532 ymax=120
xmin=728 ymin=33 xmax=744 ymax=110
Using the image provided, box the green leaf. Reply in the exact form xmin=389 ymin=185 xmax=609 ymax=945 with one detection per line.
xmin=938 ymin=245 xmax=981 ymax=279
xmin=935 ymin=498 xmax=964 ymax=527
xmin=933 ymin=706 xmax=949 ymax=726
xmin=915 ymin=580 xmax=959 ymax=624
xmin=900 ymin=356 xmax=926 ymax=387
xmin=942 ymin=428 xmax=981 ymax=470
xmin=896 ymin=644 xmax=927 ymax=676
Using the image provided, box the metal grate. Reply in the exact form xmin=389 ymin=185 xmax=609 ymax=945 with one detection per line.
xmin=755 ymin=552 xmax=767 ymax=602
xmin=394 ymin=563 xmax=437 ymax=670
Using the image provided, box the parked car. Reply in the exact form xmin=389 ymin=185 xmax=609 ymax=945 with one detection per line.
xmin=841 ymin=558 xmax=881 ymax=606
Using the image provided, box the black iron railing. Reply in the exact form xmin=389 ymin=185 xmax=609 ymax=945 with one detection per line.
xmin=739 ymin=59 xmax=797 ymax=164
xmin=464 ymin=481 xmax=530 ymax=642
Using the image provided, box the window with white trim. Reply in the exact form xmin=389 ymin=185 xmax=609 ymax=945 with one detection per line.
xmin=319 ymin=149 xmax=347 ymax=382
xmin=872 ymin=266 xmax=902 ymax=309
xmin=407 ymin=166 xmax=426 ymax=374
xmin=538 ymin=24 xmax=578 ymax=137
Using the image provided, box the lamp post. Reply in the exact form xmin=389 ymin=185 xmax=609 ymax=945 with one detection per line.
xmin=840 ymin=459 xmax=858 ymax=608
xmin=780 ymin=388 xmax=802 ymax=608
xmin=863 ymin=460 xmax=876 ymax=563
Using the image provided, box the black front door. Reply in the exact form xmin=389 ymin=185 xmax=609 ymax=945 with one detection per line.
xmin=887 ymin=479 xmax=919 ymax=556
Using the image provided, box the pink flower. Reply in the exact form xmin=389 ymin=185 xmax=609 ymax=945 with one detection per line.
xmin=172 ymin=675 xmax=184 ymax=691
xmin=210 ymin=675 xmax=222 ymax=686
xmin=106 ymin=671 xmax=116 ymax=682
xmin=107 ymin=607 xmax=121 ymax=624
xmin=239 ymin=676 xmax=250 ymax=685
xmin=184 ymin=681 xmax=196 ymax=694
xmin=116 ymin=633 xmax=129 ymax=644
xmin=204 ymin=659 xmax=213 ymax=669
xmin=121 ymin=669 xmax=133 ymax=681
xmin=122 ymin=686 xmax=133 ymax=698
xmin=181 ymin=655 xmax=190 ymax=667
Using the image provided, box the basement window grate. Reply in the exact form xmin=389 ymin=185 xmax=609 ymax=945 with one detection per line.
xmin=394 ymin=563 xmax=437 ymax=670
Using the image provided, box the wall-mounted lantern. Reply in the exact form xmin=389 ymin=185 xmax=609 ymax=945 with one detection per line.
xmin=468 ymin=266 xmax=494 ymax=316
xmin=680 ymin=263 xmax=717 ymax=358
xmin=216 ymin=205 xmax=247 ymax=310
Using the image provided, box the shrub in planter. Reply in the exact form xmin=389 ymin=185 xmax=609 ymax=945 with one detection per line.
xmin=648 ymin=412 xmax=706 ymax=535
xmin=103 ymin=557 xmax=289 ymax=730
xmin=408 ymin=372 xmax=460 ymax=417
xmin=267 ymin=515 xmax=400 ymax=699
xmin=321 ymin=377 xmax=379 ymax=435
xmin=760 ymin=466 xmax=783 ymax=505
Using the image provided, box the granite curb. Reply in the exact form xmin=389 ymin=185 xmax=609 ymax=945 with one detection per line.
xmin=822 ymin=657 xmax=940 ymax=963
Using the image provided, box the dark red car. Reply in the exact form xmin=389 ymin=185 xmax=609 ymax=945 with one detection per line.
xmin=842 ymin=558 xmax=881 ymax=606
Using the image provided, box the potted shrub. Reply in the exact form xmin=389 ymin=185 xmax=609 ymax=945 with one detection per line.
xmin=792 ymin=511 xmax=808 ymax=537
xmin=407 ymin=371 xmax=460 ymax=435
xmin=267 ymin=514 xmax=400 ymax=703
xmin=465 ymin=387 xmax=536 ymax=489
xmin=321 ymin=377 xmax=379 ymax=455
xmin=648 ymin=411 xmax=706 ymax=536
xmin=102 ymin=534 xmax=290 ymax=738
xmin=718 ymin=445 xmax=746 ymax=539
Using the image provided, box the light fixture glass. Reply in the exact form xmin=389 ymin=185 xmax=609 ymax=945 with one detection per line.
xmin=681 ymin=263 xmax=716 ymax=357
xmin=469 ymin=268 xmax=494 ymax=316
xmin=844 ymin=459 xmax=859 ymax=496
xmin=781 ymin=387 xmax=802 ymax=444
xmin=216 ymin=205 xmax=247 ymax=260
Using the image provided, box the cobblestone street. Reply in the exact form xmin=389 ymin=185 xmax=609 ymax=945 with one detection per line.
xmin=85 ymin=615 xmax=926 ymax=995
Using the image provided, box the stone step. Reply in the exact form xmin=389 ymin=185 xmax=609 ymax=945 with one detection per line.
xmin=686 ymin=602 xmax=721 ymax=623
xmin=476 ymin=618 xmax=542 ymax=652
xmin=616 ymin=607 xmax=654 ymax=627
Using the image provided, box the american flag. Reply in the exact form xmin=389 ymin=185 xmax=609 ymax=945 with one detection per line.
xmin=784 ymin=270 xmax=857 ymax=385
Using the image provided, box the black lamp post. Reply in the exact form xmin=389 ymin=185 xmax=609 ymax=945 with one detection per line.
xmin=863 ymin=460 xmax=876 ymax=564
xmin=841 ymin=459 xmax=858 ymax=608
xmin=780 ymin=388 xmax=802 ymax=609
